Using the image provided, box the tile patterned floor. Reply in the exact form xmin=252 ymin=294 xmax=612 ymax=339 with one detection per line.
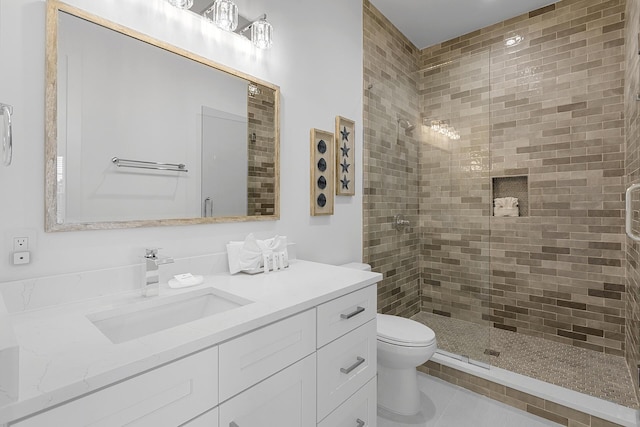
xmin=378 ymin=372 xmax=562 ymax=427
xmin=411 ymin=311 xmax=640 ymax=409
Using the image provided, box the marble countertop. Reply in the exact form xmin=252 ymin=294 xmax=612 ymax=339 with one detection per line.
xmin=0 ymin=260 xmax=381 ymax=423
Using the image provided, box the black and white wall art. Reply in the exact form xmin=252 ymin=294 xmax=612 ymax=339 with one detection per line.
xmin=310 ymin=128 xmax=335 ymax=216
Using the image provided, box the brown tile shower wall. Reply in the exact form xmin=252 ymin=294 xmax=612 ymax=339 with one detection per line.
xmin=418 ymin=49 xmax=493 ymax=327
xmin=247 ymin=85 xmax=276 ymax=216
xmin=363 ymin=0 xmax=421 ymax=316
xmin=624 ymin=0 xmax=640 ymax=396
xmin=420 ymin=0 xmax=628 ymax=355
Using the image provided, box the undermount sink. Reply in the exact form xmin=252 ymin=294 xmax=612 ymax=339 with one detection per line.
xmin=87 ymin=287 xmax=253 ymax=344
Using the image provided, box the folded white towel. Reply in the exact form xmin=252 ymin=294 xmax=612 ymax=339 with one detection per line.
xmin=227 ymin=234 xmax=289 ymax=274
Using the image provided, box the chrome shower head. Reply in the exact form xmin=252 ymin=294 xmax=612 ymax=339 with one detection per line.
xmin=398 ymin=118 xmax=415 ymax=132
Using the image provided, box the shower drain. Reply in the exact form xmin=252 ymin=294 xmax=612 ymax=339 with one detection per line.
xmin=484 ymin=349 xmax=501 ymax=357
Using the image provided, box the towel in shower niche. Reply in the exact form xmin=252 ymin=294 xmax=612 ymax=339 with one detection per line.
xmin=494 ymin=197 xmax=519 ymax=217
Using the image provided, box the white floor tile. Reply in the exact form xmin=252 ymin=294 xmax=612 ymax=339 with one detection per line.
xmin=377 ymin=373 xmax=562 ymax=427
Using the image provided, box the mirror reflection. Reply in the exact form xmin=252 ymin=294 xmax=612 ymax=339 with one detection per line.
xmin=46 ymin=3 xmax=279 ymax=231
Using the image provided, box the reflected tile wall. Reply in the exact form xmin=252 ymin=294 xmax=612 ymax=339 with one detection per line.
xmin=247 ymin=84 xmax=277 ymax=216
xmin=419 ymin=0 xmax=627 ymax=356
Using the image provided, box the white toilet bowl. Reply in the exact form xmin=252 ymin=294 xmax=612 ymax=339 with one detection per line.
xmin=377 ymin=313 xmax=437 ymax=416
xmin=339 ymin=262 xmax=438 ymax=416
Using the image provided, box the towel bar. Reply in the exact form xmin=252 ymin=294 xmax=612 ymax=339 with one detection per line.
xmin=111 ymin=157 xmax=188 ymax=172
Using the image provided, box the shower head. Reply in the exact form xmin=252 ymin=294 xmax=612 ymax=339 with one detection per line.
xmin=398 ymin=118 xmax=415 ymax=132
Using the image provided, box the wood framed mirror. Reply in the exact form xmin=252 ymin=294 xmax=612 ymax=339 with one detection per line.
xmin=45 ymin=0 xmax=280 ymax=231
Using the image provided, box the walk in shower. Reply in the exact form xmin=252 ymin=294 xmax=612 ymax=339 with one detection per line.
xmin=364 ymin=0 xmax=640 ymax=415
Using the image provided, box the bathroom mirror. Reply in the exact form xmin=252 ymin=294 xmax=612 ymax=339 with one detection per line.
xmin=45 ymin=1 xmax=280 ymax=231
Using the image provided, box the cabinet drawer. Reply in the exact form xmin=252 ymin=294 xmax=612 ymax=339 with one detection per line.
xmin=182 ymin=407 xmax=218 ymax=427
xmin=13 ymin=347 xmax=218 ymax=427
xmin=219 ymin=353 xmax=316 ymax=427
xmin=317 ymin=320 xmax=377 ymax=421
xmin=219 ymin=309 xmax=315 ymax=402
xmin=318 ymin=377 xmax=376 ymax=427
xmin=317 ymin=285 xmax=376 ymax=347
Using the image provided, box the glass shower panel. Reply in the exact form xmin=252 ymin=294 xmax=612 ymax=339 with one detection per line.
xmin=419 ymin=48 xmax=493 ymax=367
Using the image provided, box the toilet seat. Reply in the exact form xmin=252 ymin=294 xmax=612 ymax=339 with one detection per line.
xmin=377 ymin=313 xmax=436 ymax=347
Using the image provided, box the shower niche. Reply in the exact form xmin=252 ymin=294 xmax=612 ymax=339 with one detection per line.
xmin=491 ymin=176 xmax=528 ymax=217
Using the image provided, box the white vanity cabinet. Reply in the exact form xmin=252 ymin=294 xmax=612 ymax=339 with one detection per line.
xmin=11 ymin=346 xmax=219 ymax=427
xmin=317 ymin=377 xmax=376 ymax=427
xmin=218 ymin=354 xmax=317 ymax=427
xmin=316 ymin=285 xmax=377 ymax=426
xmin=218 ymin=309 xmax=316 ymax=402
xmin=182 ymin=408 xmax=219 ymax=426
xmin=5 ymin=279 xmax=379 ymax=427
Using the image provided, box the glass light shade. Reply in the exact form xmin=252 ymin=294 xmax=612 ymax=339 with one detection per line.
xmin=209 ymin=0 xmax=238 ymax=31
xmin=167 ymin=0 xmax=193 ymax=9
xmin=251 ymin=19 xmax=273 ymax=49
xmin=248 ymin=84 xmax=262 ymax=97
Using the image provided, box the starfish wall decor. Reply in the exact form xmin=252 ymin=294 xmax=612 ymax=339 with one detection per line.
xmin=335 ymin=116 xmax=355 ymax=196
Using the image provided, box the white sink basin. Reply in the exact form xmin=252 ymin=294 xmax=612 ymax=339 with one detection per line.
xmin=88 ymin=288 xmax=252 ymax=344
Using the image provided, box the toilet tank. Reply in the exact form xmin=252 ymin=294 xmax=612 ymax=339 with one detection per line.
xmin=340 ymin=262 xmax=372 ymax=271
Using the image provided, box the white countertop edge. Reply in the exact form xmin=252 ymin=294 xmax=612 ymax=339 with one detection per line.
xmin=432 ymin=353 xmax=639 ymax=427
xmin=0 ymin=261 xmax=381 ymax=423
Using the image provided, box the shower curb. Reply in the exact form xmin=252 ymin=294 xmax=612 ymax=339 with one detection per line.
xmin=419 ymin=353 xmax=639 ymax=427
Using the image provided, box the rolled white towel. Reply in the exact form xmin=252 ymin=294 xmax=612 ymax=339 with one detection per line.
xmin=494 ymin=197 xmax=519 ymax=209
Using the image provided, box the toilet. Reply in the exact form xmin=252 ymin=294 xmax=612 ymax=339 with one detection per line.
xmin=341 ymin=263 xmax=437 ymax=416
xmin=377 ymin=313 xmax=436 ymax=415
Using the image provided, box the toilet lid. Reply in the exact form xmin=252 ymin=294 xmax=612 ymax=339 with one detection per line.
xmin=377 ymin=314 xmax=436 ymax=346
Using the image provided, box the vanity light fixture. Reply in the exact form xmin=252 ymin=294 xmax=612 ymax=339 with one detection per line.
xmin=505 ymin=35 xmax=524 ymax=47
xmin=167 ymin=0 xmax=193 ymax=10
xmin=206 ymin=0 xmax=239 ymax=32
xmin=424 ymin=118 xmax=460 ymax=141
xmin=248 ymin=83 xmax=262 ymax=97
xmin=250 ymin=17 xmax=273 ymax=50
xmin=234 ymin=13 xmax=273 ymax=49
xmin=168 ymin=0 xmax=274 ymax=49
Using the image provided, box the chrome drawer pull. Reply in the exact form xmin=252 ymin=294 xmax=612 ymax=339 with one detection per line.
xmin=356 ymin=419 xmax=366 ymax=427
xmin=341 ymin=356 xmax=365 ymax=374
xmin=341 ymin=306 xmax=365 ymax=319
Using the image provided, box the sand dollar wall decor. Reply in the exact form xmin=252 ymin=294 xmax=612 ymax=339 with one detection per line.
xmin=310 ymin=129 xmax=335 ymax=216
xmin=335 ymin=116 xmax=355 ymax=196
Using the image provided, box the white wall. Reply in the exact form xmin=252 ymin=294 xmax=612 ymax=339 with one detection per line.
xmin=0 ymin=0 xmax=363 ymax=282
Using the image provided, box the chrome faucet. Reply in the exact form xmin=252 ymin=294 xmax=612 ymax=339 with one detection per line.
xmin=143 ymin=248 xmax=174 ymax=297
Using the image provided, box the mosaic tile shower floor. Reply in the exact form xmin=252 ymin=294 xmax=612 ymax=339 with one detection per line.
xmin=411 ymin=312 xmax=639 ymax=409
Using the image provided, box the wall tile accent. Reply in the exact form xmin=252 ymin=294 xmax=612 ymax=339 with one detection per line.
xmin=419 ymin=0 xmax=628 ymax=357
xmin=624 ymin=0 xmax=640 ymax=401
xmin=363 ymin=0 xmax=421 ymax=317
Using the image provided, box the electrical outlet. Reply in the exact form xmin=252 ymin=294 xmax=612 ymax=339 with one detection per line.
xmin=12 ymin=251 xmax=30 ymax=265
xmin=6 ymin=229 xmax=36 ymax=257
xmin=13 ymin=237 xmax=28 ymax=251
